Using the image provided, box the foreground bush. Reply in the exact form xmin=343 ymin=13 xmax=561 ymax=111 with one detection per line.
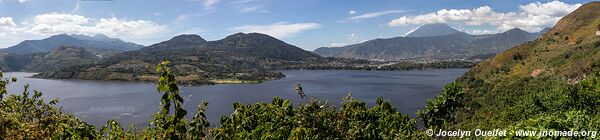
xmin=0 ymin=73 xmax=97 ymax=139
xmin=417 ymin=82 xmax=464 ymax=128
xmin=0 ymin=61 xmax=211 ymax=139
xmin=432 ymin=74 xmax=600 ymax=139
xmin=6 ymin=60 xmax=600 ymax=139
xmin=212 ymin=95 xmax=427 ymax=139
xmin=0 ymin=61 xmax=429 ymax=139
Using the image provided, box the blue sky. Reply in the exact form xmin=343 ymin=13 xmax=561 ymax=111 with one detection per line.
xmin=0 ymin=0 xmax=594 ymax=51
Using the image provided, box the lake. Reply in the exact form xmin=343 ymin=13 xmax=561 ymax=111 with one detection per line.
xmin=4 ymin=69 xmax=468 ymax=127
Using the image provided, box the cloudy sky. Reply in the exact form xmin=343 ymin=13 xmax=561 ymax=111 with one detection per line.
xmin=0 ymin=0 xmax=593 ymax=51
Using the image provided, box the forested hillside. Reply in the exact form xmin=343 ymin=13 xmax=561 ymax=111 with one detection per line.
xmin=433 ymin=1 xmax=600 ymax=134
xmin=34 ymin=33 xmax=321 ymax=85
xmin=0 ymin=46 xmax=99 ymax=72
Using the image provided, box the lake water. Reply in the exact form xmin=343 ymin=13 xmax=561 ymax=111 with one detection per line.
xmin=4 ymin=69 xmax=467 ymax=127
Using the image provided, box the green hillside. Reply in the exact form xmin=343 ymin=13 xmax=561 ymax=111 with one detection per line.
xmin=0 ymin=46 xmax=99 ymax=72
xmin=445 ymin=1 xmax=600 ymax=131
xmin=33 ymin=33 xmax=320 ymax=85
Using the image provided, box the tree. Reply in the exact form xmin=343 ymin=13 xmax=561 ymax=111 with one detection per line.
xmin=212 ymin=94 xmax=426 ymax=139
xmin=148 ymin=60 xmax=210 ymax=139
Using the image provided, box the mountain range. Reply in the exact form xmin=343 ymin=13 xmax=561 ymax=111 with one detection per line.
xmin=0 ymin=34 xmax=144 ymax=72
xmin=34 ymin=33 xmax=322 ymax=85
xmin=314 ymin=23 xmax=549 ymax=60
xmin=0 ymin=46 xmax=100 ymax=72
xmin=0 ymin=34 xmax=143 ymax=56
xmin=405 ymin=23 xmax=462 ymax=37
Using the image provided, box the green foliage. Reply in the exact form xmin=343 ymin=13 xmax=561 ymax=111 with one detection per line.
xmin=9 ymin=59 xmax=600 ymax=139
xmin=564 ymin=75 xmax=600 ymax=113
xmin=504 ymin=110 xmax=600 ymax=139
xmin=141 ymin=60 xmax=211 ymax=139
xmin=100 ymin=120 xmax=127 ymax=139
xmin=1 ymin=61 xmax=214 ymax=139
xmin=188 ymin=101 xmax=210 ymax=139
xmin=512 ymin=52 xmax=524 ymax=60
xmin=448 ymin=72 xmax=600 ymax=139
xmin=0 ymin=61 xmax=431 ymax=139
xmin=0 ymin=71 xmax=6 ymax=99
xmin=0 ymin=73 xmax=97 ymax=139
xmin=417 ymin=82 xmax=464 ymax=128
xmin=447 ymin=5 xmax=600 ymax=132
xmin=0 ymin=46 xmax=101 ymax=72
xmin=34 ymin=33 xmax=325 ymax=85
xmin=212 ymin=94 xmax=427 ymax=139
xmin=150 ymin=60 xmax=189 ymax=139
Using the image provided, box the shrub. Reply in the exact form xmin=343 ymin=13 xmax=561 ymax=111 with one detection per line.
xmin=212 ymin=95 xmax=427 ymax=139
xmin=417 ymin=82 xmax=464 ymax=128
xmin=0 ymin=72 xmax=97 ymax=139
xmin=564 ymin=75 xmax=600 ymax=113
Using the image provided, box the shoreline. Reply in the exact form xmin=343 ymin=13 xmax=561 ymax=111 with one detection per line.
xmin=12 ymin=67 xmax=471 ymax=87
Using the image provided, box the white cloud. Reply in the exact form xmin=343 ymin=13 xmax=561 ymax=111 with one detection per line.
xmin=240 ymin=6 xmax=261 ymax=13
xmin=0 ymin=17 xmax=17 ymax=27
xmin=229 ymin=22 xmax=321 ymax=38
xmin=0 ymin=18 xmax=21 ymax=36
xmin=31 ymin=13 xmax=90 ymax=27
xmin=202 ymin=0 xmax=220 ymax=9
xmin=388 ymin=1 xmax=582 ymax=32
xmin=329 ymin=43 xmax=347 ymax=47
xmin=520 ymin=1 xmax=580 ymax=17
xmin=346 ymin=10 xmax=406 ymax=21
xmin=469 ymin=29 xmax=498 ymax=35
xmin=25 ymin=13 xmax=168 ymax=39
xmin=348 ymin=10 xmax=357 ymax=14
xmin=0 ymin=0 xmax=27 ymax=3
xmin=91 ymin=18 xmax=168 ymax=39
xmin=0 ymin=13 xmax=169 ymax=47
